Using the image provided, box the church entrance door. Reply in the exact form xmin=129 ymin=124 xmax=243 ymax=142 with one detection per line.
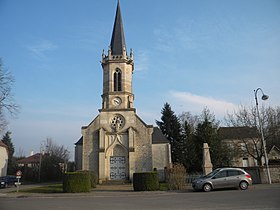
xmin=110 ymin=156 xmax=126 ymax=180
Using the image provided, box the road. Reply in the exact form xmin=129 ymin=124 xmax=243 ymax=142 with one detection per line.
xmin=0 ymin=184 xmax=279 ymax=210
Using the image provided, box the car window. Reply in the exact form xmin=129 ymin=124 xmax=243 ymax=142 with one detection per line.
xmin=214 ymin=171 xmax=227 ymax=178
xmin=204 ymin=168 xmax=221 ymax=178
xmin=227 ymin=170 xmax=240 ymax=177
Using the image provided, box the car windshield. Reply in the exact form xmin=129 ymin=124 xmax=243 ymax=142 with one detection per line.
xmin=204 ymin=168 xmax=221 ymax=178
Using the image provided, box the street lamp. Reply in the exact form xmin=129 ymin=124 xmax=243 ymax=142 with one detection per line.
xmin=254 ymin=88 xmax=271 ymax=184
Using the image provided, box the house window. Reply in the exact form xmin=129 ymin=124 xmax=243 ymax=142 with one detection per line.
xmin=114 ymin=69 xmax=122 ymax=91
xmin=242 ymin=158 xmax=249 ymax=167
xmin=240 ymin=143 xmax=246 ymax=151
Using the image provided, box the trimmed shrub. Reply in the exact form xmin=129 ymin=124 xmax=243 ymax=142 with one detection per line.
xmin=63 ymin=172 xmax=91 ymax=193
xmin=78 ymin=170 xmax=98 ymax=188
xmin=133 ymin=172 xmax=159 ymax=191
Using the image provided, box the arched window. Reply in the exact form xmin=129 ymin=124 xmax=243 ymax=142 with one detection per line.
xmin=114 ymin=69 xmax=122 ymax=91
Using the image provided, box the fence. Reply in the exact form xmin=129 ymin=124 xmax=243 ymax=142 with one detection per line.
xmin=186 ymin=173 xmax=202 ymax=184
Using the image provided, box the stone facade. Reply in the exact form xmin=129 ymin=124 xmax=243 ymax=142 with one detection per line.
xmin=74 ymin=1 xmax=171 ymax=183
xmin=219 ymin=127 xmax=260 ymax=167
xmin=80 ymin=112 xmax=155 ymax=182
xmin=0 ymin=140 xmax=8 ymax=177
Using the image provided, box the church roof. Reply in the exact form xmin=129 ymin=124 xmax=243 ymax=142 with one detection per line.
xmin=74 ymin=128 xmax=169 ymax=146
xmin=75 ymin=136 xmax=83 ymax=145
xmin=110 ymin=0 xmax=126 ymax=55
xmin=152 ymin=127 xmax=169 ymax=144
xmin=218 ymin=126 xmax=259 ymax=140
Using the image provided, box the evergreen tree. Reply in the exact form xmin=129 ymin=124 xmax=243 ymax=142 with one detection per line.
xmin=156 ymin=103 xmax=182 ymax=163
xmin=194 ymin=109 xmax=231 ymax=170
xmin=2 ymin=131 xmax=16 ymax=174
xmin=181 ymin=120 xmax=197 ymax=171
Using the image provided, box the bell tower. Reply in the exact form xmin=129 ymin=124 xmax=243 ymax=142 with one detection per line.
xmin=101 ymin=0 xmax=134 ymax=111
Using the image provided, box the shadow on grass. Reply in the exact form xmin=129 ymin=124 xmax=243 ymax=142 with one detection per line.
xmin=20 ymin=184 xmax=63 ymax=194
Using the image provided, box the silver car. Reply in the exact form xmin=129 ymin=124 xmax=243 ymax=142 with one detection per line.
xmin=192 ymin=168 xmax=252 ymax=192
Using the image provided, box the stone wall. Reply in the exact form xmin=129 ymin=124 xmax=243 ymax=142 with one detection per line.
xmin=259 ymin=165 xmax=280 ymax=183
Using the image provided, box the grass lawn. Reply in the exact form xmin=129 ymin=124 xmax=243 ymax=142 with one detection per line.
xmin=19 ymin=183 xmax=170 ymax=194
xmin=159 ymin=182 xmax=169 ymax=191
xmin=20 ymin=184 xmax=63 ymax=193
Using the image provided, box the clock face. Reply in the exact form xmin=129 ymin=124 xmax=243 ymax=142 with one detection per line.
xmin=113 ymin=97 xmax=122 ymax=106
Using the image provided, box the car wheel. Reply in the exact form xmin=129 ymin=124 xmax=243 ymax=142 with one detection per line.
xmin=203 ymin=183 xmax=212 ymax=192
xmin=239 ymin=181 xmax=248 ymax=190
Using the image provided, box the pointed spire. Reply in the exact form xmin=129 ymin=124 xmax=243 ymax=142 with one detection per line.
xmin=110 ymin=0 xmax=126 ymax=56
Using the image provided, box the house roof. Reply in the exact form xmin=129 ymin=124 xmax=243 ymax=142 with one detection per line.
xmin=110 ymin=0 xmax=126 ymax=55
xmin=17 ymin=153 xmax=41 ymax=164
xmin=218 ymin=127 xmax=259 ymax=140
xmin=152 ymin=127 xmax=169 ymax=144
xmin=269 ymin=145 xmax=280 ymax=155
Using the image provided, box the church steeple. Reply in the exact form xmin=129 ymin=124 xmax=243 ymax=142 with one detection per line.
xmin=110 ymin=0 xmax=126 ymax=56
xmin=101 ymin=0 xmax=134 ymax=111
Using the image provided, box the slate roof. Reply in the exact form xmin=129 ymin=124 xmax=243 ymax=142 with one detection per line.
xmin=75 ymin=136 xmax=83 ymax=145
xmin=152 ymin=127 xmax=169 ymax=144
xmin=218 ymin=127 xmax=259 ymax=140
xmin=110 ymin=0 xmax=126 ymax=55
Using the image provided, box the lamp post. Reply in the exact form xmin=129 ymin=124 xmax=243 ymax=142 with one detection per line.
xmin=254 ymin=88 xmax=271 ymax=184
xmin=38 ymin=147 xmax=44 ymax=183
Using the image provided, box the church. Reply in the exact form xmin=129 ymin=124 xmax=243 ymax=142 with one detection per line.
xmin=75 ymin=1 xmax=172 ymax=183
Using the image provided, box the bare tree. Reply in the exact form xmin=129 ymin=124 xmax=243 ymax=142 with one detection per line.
xmin=225 ymin=105 xmax=280 ymax=165
xmin=0 ymin=59 xmax=19 ymax=133
xmin=43 ymin=138 xmax=70 ymax=163
xmin=39 ymin=138 xmax=70 ymax=181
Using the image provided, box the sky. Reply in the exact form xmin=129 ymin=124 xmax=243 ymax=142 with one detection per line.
xmin=0 ymin=0 xmax=279 ymax=159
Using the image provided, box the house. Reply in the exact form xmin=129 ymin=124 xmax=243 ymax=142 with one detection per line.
xmin=0 ymin=140 xmax=9 ymax=177
xmin=74 ymin=1 xmax=172 ymax=183
xmin=219 ymin=127 xmax=260 ymax=167
xmin=268 ymin=145 xmax=280 ymax=164
xmin=17 ymin=153 xmax=41 ymax=168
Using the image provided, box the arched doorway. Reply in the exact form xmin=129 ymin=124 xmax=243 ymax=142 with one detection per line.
xmin=110 ymin=145 xmax=128 ymax=180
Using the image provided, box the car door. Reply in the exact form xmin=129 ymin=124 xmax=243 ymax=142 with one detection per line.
xmin=227 ymin=169 xmax=242 ymax=187
xmin=211 ymin=170 xmax=228 ymax=189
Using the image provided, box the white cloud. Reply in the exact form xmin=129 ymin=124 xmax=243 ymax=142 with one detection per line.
xmin=169 ymin=91 xmax=238 ymax=119
xmin=27 ymin=39 xmax=57 ymax=58
xmin=134 ymin=50 xmax=150 ymax=73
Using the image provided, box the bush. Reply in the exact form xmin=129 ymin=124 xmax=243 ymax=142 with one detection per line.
xmin=63 ymin=172 xmax=91 ymax=193
xmin=77 ymin=170 xmax=98 ymax=188
xmin=166 ymin=163 xmax=186 ymax=190
xmin=133 ymin=172 xmax=159 ymax=191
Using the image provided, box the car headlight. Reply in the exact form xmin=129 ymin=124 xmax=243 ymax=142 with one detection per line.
xmin=193 ymin=180 xmax=202 ymax=184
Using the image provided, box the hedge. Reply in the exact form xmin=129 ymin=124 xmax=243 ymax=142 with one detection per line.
xmin=77 ymin=170 xmax=98 ymax=188
xmin=133 ymin=172 xmax=159 ymax=191
xmin=63 ymin=172 xmax=91 ymax=193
